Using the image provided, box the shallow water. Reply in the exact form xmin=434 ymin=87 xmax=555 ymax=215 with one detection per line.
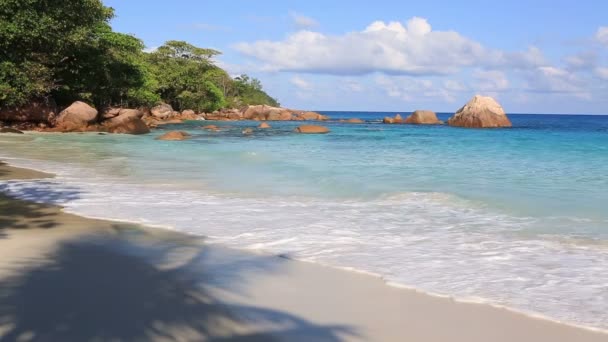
xmin=1 ymin=112 xmax=607 ymax=329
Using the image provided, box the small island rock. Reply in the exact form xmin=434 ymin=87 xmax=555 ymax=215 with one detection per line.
xmin=405 ymin=110 xmax=442 ymax=125
xmin=448 ymin=95 xmax=512 ymax=128
xmin=294 ymin=125 xmax=330 ymax=134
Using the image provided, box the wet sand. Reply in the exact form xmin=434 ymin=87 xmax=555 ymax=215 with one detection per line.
xmin=0 ymin=162 xmax=606 ymax=341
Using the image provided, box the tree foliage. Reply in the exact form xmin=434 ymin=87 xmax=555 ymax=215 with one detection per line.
xmin=0 ymin=0 xmax=278 ymax=112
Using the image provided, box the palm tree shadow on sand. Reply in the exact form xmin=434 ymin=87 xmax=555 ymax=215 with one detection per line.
xmin=0 ymin=225 xmax=358 ymax=341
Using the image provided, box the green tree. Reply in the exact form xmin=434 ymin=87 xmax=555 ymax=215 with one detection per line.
xmin=0 ymin=0 xmax=156 ymax=108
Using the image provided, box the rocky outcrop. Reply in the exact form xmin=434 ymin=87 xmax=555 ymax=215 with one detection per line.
xmin=103 ymin=109 xmax=149 ymax=135
xmin=294 ymin=125 xmax=330 ymax=134
xmin=156 ymin=131 xmax=191 ymax=141
xmin=150 ymin=103 xmax=174 ymax=119
xmin=258 ymin=122 xmax=271 ymax=129
xmin=0 ymin=127 xmax=24 ymax=134
xmin=55 ymin=101 xmax=98 ymax=130
xmin=205 ymin=108 xmax=242 ymax=121
xmin=240 ymin=105 xmax=328 ymax=121
xmin=405 ymin=110 xmax=442 ymax=125
xmin=242 ymin=128 xmax=253 ymax=135
xmin=383 ymin=114 xmax=404 ymax=124
xmin=0 ymin=102 xmax=57 ymax=124
xmin=448 ymin=95 xmax=512 ymax=128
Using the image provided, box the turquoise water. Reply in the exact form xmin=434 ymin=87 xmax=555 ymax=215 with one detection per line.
xmin=1 ymin=112 xmax=607 ymax=329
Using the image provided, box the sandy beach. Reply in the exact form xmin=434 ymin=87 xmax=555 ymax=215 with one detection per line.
xmin=0 ymin=161 xmax=606 ymax=341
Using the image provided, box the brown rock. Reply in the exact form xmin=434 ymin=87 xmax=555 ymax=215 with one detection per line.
xmin=156 ymin=131 xmax=191 ymax=141
xmin=151 ymin=103 xmax=174 ymax=119
xmin=448 ymin=95 xmax=512 ymax=128
xmin=302 ymin=111 xmax=321 ymax=120
xmin=101 ymin=107 xmax=121 ymax=119
xmin=279 ymin=110 xmax=293 ymax=121
xmin=267 ymin=108 xmax=284 ymax=121
xmin=105 ymin=117 xmax=150 ymax=135
xmin=344 ymin=118 xmax=364 ymax=124
xmin=294 ymin=125 xmax=330 ymax=134
xmin=0 ymin=102 xmax=57 ymax=124
xmin=56 ymin=101 xmax=98 ymax=128
xmin=259 ymin=122 xmax=271 ymax=129
xmin=203 ymin=125 xmax=219 ymax=130
xmin=393 ymin=114 xmax=404 ymax=124
xmin=383 ymin=117 xmax=394 ymax=124
xmin=0 ymin=127 xmax=24 ymax=134
xmin=242 ymin=128 xmax=254 ymax=135
xmin=405 ymin=110 xmax=441 ymax=125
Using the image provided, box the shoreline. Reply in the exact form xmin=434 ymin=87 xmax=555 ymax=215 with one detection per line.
xmin=2 ymin=155 xmax=608 ymax=334
xmin=1 ymin=160 xmax=607 ymax=341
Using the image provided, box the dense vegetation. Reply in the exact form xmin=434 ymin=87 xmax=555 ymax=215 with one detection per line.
xmin=0 ymin=0 xmax=278 ymax=113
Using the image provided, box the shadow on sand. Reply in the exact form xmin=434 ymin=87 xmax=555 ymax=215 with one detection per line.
xmin=0 ymin=181 xmax=82 ymax=238
xmin=0 ymin=224 xmax=357 ymax=342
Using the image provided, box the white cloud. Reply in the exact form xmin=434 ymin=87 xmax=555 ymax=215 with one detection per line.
xmin=563 ymin=51 xmax=597 ymax=70
xmin=596 ymin=26 xmax=608 ymax=46
xmin=473 ymin=70 xmax=510 ymax=91
xmin=523 ymin=66 xmax=590 ymax=99
xmin=595 ymin=67 xmax=608 ymax=80
xmin=342 ymin=80 xmax=364 ymax=92
xmin=375 ymin=75 xmax=456 ymax=102
xmin=443 ymin=80 xmax=467 ymax=92
xmin=290 ymin=76 xmax=312 ymax=90
xmin=290 ymin=12 xmax=318 ymax=29
xmin=235 ymin=17 xmax=544 ymax=76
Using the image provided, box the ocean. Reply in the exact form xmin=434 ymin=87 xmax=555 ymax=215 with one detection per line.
xmin=1 ymin=112 xmax=607 ymax=330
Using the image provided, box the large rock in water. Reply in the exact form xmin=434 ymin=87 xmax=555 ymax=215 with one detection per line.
xmin=405 ymin=110 xmax=442 ymax=125
xmin=448 ymin=95 xmax=512 ymax=128
xmin=56 ymin=101 xmax=98 ymax=128
xmin=294 ymin=125 xmax=330 ymax=134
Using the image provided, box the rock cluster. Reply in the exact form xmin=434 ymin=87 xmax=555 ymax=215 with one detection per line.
xmin=202 ymin=105 xmax=329 ymax=122
xmin=383 ymin=114 xmax=404 ymax=124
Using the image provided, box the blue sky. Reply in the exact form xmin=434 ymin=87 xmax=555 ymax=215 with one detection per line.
xmin=105 ymin=0 xmax=608 ymax=114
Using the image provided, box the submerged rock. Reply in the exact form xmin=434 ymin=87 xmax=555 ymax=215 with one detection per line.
xmin=156 ymin=131 xmax=191 ymax=141
xmin=202 ymin=125 xmax=219 ymax=131
xmin=448 ymin=95 xmax=512 ymax=128
xmin=405 ymin=110 xmax=442 ymax=125
xmin=294 ymin=125 xmax=330 ymax=134
xmin=344 ymin=118 xmax=364 ymax=124
xmin=242 ymin=128 xmax=254 ymax=135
